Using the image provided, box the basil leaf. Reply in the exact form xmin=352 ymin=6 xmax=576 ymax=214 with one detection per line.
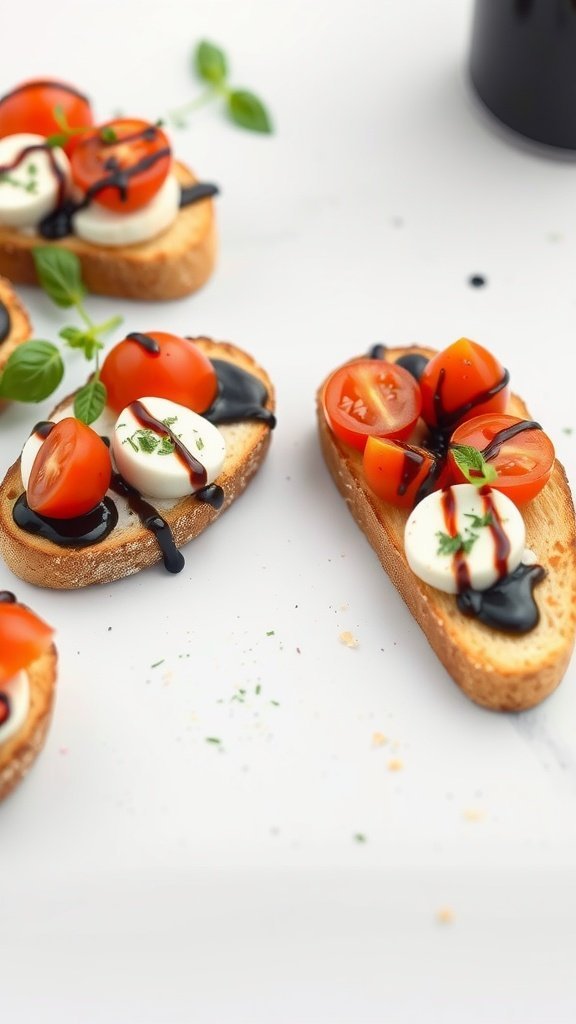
xmin=74 ymin=378 xmax=107 ymax=425
xmin=0 ymin=340 xmax=64 ymax=402
xmin=450 ymin=443 xmax=498 ymax=486
xmin=195 ymin=41 xmax=228 ymax=85
xmin=228 ymin=90 xmax=273 ymax=133
xmin=33 ymin=246 xmax=85 ymax=308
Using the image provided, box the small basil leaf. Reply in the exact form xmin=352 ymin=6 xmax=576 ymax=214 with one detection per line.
xmin=228 ymin=90 xmax=273 ymax=133
xmin=59 ymin=326 xmax=87 ymax=346
xmin=195 ymin=41 xmax=228 ymax=85
xmin=100 ymin=126 xmax=117 ymax=143
xmin=74 ymin=378 xmax=107 ymax=425
xmin=0 ymin=340 xmax=64 ymax=402
xmin=33 ymin=246 xmax=85 ymax=308
xmin=450 ymin=443 xmax=498 ymax=486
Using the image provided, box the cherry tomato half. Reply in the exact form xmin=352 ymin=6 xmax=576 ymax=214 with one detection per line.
xmin=0 ymin=599 xmax=54 ymax=685
xmin=419 ymin=338 xmax=509 ymax=431
xmin=100 ymin=332 xmax=218 ymax=415
xmin=27 ymin=418 xmax=112 ymax=519
xmin=449 ymin=414 xmax=555 ymax=505
xmin=363 ymin=436 xmax=450 ymax=508
xmin=0 ymin=79 xmax=93 ymax=155
xmin=322 ymin=359 xmax=422 ymax=452
xmin=71 ymin=118 xmax=171 ymax=212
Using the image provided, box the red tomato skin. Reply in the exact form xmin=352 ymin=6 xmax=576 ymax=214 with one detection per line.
xmin=0 ymin=79 xmax=93 ymax=155
xmin=70 ymin=119 xmax=171 ymax=212
xmin=322 ymin=359 xmax=422 ymax=452
xmin=448 ymin=414 xmax=555 ymax=505
xmin=362 ymin=437 xmax=437 ymax=508
xmin=0 ymin=600 xmax=54 ymax=685
xmin=100 ymin=333 xmax=218 ymax=415
xmin=419 ymin=338 xmax=509 ymax=430
xmin=27 ymin=418 xmax=112 ymax=519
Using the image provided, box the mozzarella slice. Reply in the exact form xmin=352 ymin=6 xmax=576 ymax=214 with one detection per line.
xmin=0 ymin=670 xmax=30 ymax=746
xmin=404 ymin=483 xmax=525 ymax=594
xmin=0 ymin=133 xmax=70 ymax=228
xmin=72 ymin=173 xmax=180 ymax=247
xmin=20 ymin=422 xmax=55 ymax=490
xmin=112 ymin=397 xmax=226 ymax=500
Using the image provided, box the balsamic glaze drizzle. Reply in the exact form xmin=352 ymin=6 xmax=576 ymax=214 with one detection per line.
xmin=457 ymin=563 xmax=545 ymax=634
xmin=0 ymin=692 xmax=9 ymax=727
xmin=12 ymin=494 xmax=119 ymax=548
xmin=0 ymin=143 xmax=67 ymax=209
xmin=130 ymin=399 xmax=207 ymax=489
xmin=179 ymin=183 xmax=219 ymax=207
xmin=126 ymin=332 xmax=161 ymax=354
xmin=109 ymin=474 xmax=184 ymax=574
xmin=0 ymin=80 xmax=90 ymax=107
xmin=0 ymin=591 xmax=16 ymax=603
xmin=0 ymin=299 xmax=11 ymax=344
xmin=204 ymin=358 xmax=276 ymax=427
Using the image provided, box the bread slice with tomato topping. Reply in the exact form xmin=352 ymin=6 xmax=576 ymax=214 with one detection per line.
xmin=0 ymin=161 xmax=216 ymax=302
xmin=0 ymin=337 xmax=275 ymax=589
xmin=317 ymin=345 xmax=576 ymax=711
xmin=0 ymin=596 xmax=57 ymax=802
xmin=0 ymin=274 xmax=32 ymax=375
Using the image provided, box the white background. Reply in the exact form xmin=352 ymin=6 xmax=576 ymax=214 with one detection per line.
xmin=2 ymin=1 xmax=576 ymax=1021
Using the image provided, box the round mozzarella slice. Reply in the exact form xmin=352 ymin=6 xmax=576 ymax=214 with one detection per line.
xmin=404 ymin=483 xmax=525 ymax=594
xmin=0 ymin=133 xmax=70 ymax=228
xmin=112 ymin=397 xmax=226 ymax=500
xmin=0 ymin=670 xmax=30 ymax=746
xmin=20 ymin=422 xmax=55 ymax=490
xmin=72 ymin=173 xmax=180 ymax=247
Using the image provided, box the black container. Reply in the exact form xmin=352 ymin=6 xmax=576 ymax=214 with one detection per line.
xmin=470 ymin=0 xmax=576 ymax=150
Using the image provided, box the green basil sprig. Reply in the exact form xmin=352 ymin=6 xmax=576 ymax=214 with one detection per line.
xmin=0 ymin=247 xmax=122 ymax=424
xmin=168 ymin=40 xmax=273 ymax=134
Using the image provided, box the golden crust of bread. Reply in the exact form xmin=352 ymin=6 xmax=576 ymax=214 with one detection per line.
xmin=0 ymin=337 xmax=275 ymax=589
xmin=0 ymin=645 xmax=57 ymax=802
xmin=0 ymin=162 xmax=216 ymax=301
xmin=0 ymin=274 xmax=32 ymax=373
xmin=317 ymin=345 xmax=576 ymax=711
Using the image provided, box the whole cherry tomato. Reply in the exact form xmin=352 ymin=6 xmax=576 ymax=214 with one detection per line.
xmin=71 ymin=119 xmax=171 ymax=212
xmin=0 ymin=597 xmax=54 ymax=685
xmin=419 ymin=338 xmax=509 ymax=431
xmin=362 ymin=436 xmax=447 ymax=508
xmin=322 ymin=359 xmax=422 ymax=452
xmin=100 ymin=333 xmax=218 ymax=414
xmin=27 ymin=418 xmax=112 ymax=519
xmin=449 ymin=414 xmax=555 ymax=505
xmin=0 ymin=79 xmax=93 ymax=155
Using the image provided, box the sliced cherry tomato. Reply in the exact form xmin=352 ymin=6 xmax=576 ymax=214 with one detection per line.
xmin=322 ymin=359 xmax=422 ymax=452
xmin=419 ymin=338 xmax=509 ymax=431
xmin=70 ymin=118 xmax=171 ymax=212
xmin=0 ymin=598 xmax=54 ymax=685
xmin=363 ymin=436 xmax=450 ymax=508
xmin=449 ymin=414 xmax=555 ymax=505
xmin=100 ymin=332 xmax=218 ymax=414
xmin=0 ymin=79 xmax=93 ymax=155
xmin=27 ymin=418 xmax=112 ymax=519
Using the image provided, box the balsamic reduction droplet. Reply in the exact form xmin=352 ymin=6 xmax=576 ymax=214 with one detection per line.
xmin=395 ymin=353 xmax=430 ymax=381
xmin=469 ymin=275 xmax=487 ymax=288
xmin=126 ymin=332 xmax=161 ymax=354
xmin=0 ymin=591 xmax=16 ymax=603
xmin=457 ymin=563 xmax=546 ymax=634
xmin=204 ymin=358 xmax=276 ymax=427
xmin=179 ymin=183 xmax=219 ymax=208
xmin=0 ymin=299 xmax=11 ymax=343
xmin=368 ymin=343 xmax=387 ymax=359
xmin=196 ymin=483 xmax=224 ymax=510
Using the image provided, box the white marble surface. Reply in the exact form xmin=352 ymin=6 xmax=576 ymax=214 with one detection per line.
xmin=1 ymin=0 xmax=576 ymax=1020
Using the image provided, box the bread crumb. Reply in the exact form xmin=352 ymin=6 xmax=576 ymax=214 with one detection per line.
xmin=388 ymin=758 xmax=403 ymax=772
xmin=462 ymin=807 xmax=484 ymax=823
xmin=436 ymin=907 xmax=454 ymax=925
xmin=339 ymin=631 xmax=359 ymax=648
xmin=372 ymin=731 xmax=388 ymax=747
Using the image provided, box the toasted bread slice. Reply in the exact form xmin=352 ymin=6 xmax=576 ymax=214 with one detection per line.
xmin=0 ymin=162 xmax=216 ymax=301
xmin=0 ymin=645 xmax=57 ymax=801
xmin=0 ymin=337 xmax=274 ymax=589
xmin=0 ymin=274 xmax=32 ymax=372
xmin=317 ymin=345 xmax=576 ymax=711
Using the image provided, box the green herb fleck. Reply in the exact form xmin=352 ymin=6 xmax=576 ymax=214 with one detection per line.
xmin=100 ymin=126 xmax=118 ymax=143
xmin=206 ymin=736 xmax=222 ymax=745
xmin=562 ymin=427 xmax=573 ymax=436
xmin=266 ymin=630 xmax=275 ymax=637
xmin=151 ymin=659 xmax=165 ymax=668
xmin=354 ymin=833 xmax=367 ymax=844
xmin=255 ymin=684 xmax=261 ymax=695
xmin=464 ymin=511 xmax=493 ymax=530
xmin=195 ymin=436 xmax=205 ymax=450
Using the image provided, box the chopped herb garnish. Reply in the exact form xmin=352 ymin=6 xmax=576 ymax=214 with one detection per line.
xmin=266 ymin=630 xmax=275 ymax=637
xmin=195 ymin=437 xmax=205 ymax=450
xmin=354 ymin=833 xmax=367 ymax=844
xmin=464 ymin=511 xmax=493 ymax=530
xmin=123 ymin=418 xmax=178 ymax=456
xmin=151 ymin=659 xmax=165 ymax=668
xmin=206 ymin=736 xmax=222 ymax=745
xmin=255 ymin=684 xmax=261 ymax=695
